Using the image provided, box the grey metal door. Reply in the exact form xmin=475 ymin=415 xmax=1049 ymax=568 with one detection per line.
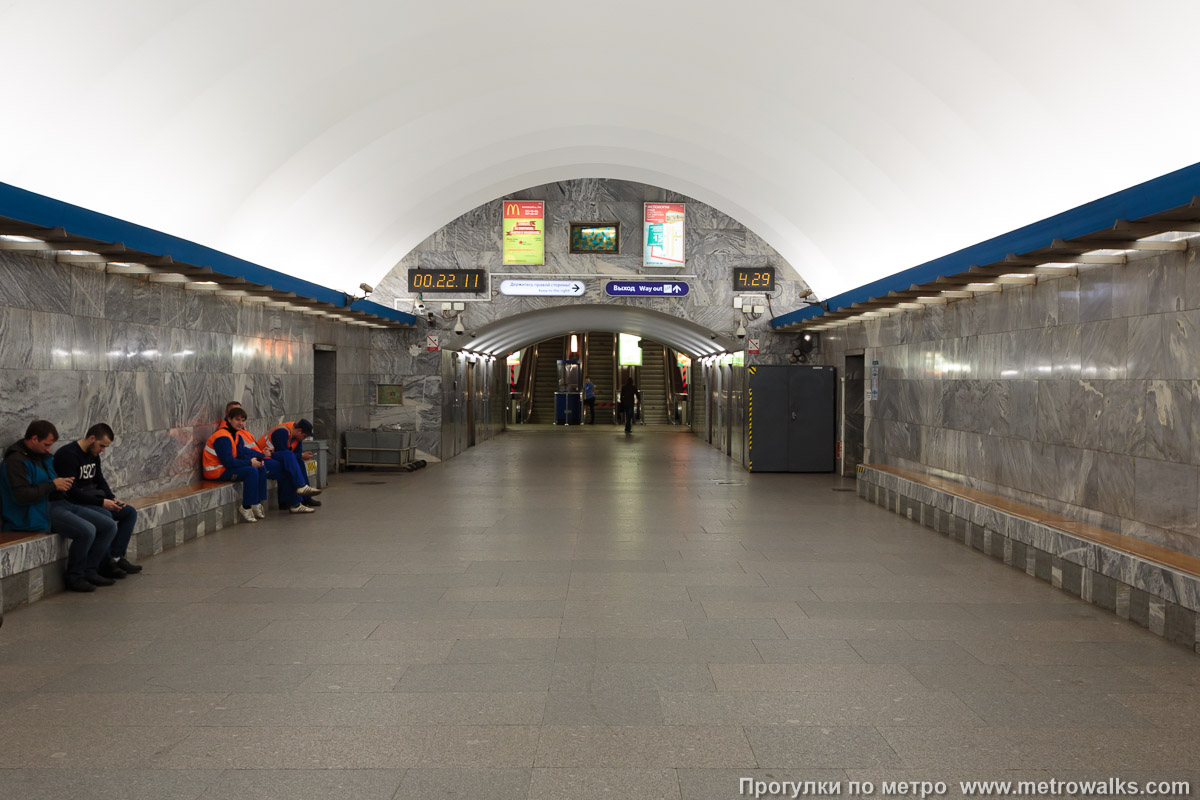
xmin=788 ymin=366 xmax=837 ymax=472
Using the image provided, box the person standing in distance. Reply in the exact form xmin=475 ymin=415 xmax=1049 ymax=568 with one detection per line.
xmin=583 ymin=377 xmax=596 ymax=425
xmin=619 ymin=376 xmax=638 ymax=434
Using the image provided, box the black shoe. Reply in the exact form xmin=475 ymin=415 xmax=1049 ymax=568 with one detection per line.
xmin=68 ymin=577 xmax=97 ymax=592
xmin=84 ymin=572 xmax=116 ymax=587
xmin=97 ymin=560 xmax=127 ymax=580
xmin=301 ymin=497 xmax=321 ymax=507
xmin=115 ymin=558 xmax=142 ymax=574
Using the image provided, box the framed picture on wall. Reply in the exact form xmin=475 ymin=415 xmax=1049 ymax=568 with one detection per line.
xmin=569 ymin=222 xmax=621 ymax=254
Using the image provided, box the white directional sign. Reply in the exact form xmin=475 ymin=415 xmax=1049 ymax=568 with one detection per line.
xmin=499 ymin=279 xmax=586 ymax=297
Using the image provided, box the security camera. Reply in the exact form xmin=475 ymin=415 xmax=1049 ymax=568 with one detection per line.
xmin=414 ymin=302 xmax=426 ymax=315
xmin=709 ymin=333 xmax=718 ymax=340
xmin=359 ymin=283 xmax=374 ymax=295
xmin=453 ymin=318 xmax=466 ymax=336
xmin=735 ymin=323 xmax=747 ymax=340
xmin=470 ymin=331 xmax=478 ymax=338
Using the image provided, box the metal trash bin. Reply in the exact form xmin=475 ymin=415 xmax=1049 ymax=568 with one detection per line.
xmin=305 ymin=439 xmax=329 ymax=488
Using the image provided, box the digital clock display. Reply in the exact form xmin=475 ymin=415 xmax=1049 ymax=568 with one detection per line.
xmin=407 ymin=269 xmax=488 ymax=294
xmin=733 ymin=266 xmax=776 ymax=292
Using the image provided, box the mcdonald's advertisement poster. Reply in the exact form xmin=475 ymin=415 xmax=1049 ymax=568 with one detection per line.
xmin=643 ymin=203 xmax=685 ymax=267
xmin=502 ymin=200 xmax=545 ymax=266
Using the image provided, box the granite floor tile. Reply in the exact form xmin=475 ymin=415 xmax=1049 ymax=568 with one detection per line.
xmin=393 ymin=769 xmax=532 ymax=800
xmin=396 ymin=664 xmax=555 ymax=692
xmin=744 ymin=725 xmax=903 ymax=769
xmin=0 ymin=692 xmax=226 ymax=727
xmin=0 ymin=725 xmax=195 ymax=768
xmin=541 ymin=691 xmax=663 ymax=726
xmin=0 ymin=663 xmax=78 ymax=692
xmin=661 ymin=689 xmax=983 ymax=727
xmin=203 ymin=691 xmax=546 ymax=726
xmin=369 ymin=618 xmax=561 ymax=640
xmin=776 ymin=618 xmax=914 ymax=640
xmin=445 ymin=638 xmax=560 ymax=663
xmin=168 ymin=602 xmax=358 ymax=620
xmin=848 ymin=639 xmax=983 ymax=665
xmin=293 ymin=664 xmax=408 ymax=692
xmin=195 ymin=769 xmax=406 ymax=800
xmin=468 ymin=601 xmax=566 ymax=618
xmin=752 ymin=639 xmax=868 ymax=664
xmin=144 ymin=664 xmax=315 ymax=693
xmin=553 ymin=638 xmax=764 ymax=664
xmin=709 ymin=664 xmax=926 ymax=692
xmin=959 ymin=691 xmax=1154 ymax=728
xmin=903 ymin=663 xmax=1037 ymax=693
xmin=559 ymin=618 xmax=690 ymax=639
xmin=685 ymin=618 xmax=787 ymax=639
xmin=156 ymin=725 xmax=542 ymax=769
xmin=534 ymin=725 xmax=755 ymax=768
xmin=253 ymin=619 xmax=383 ymax=640
xmin=0 ymin=769 xmax=221 ymax=800
xmin=239 ymin=639 xmax=453 ymax=665
xmin=528 ymin=768 xmax=681 ymax=799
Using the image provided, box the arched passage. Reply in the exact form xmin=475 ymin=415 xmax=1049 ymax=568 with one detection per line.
xmin=464 ymin=304 xmax=740 ymax=358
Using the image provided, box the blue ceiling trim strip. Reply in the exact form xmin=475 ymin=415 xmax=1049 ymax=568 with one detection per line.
xmin=0 ymin=180 xmax=415 ymax=325
xmin=771 ymin=160 xmax=1200 ymax=328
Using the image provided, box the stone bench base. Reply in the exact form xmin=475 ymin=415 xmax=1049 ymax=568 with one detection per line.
xmin=858 ymin=466 xmax=1200 ymax=655
xmin=0 ymin=482 xmax=244 ymax=612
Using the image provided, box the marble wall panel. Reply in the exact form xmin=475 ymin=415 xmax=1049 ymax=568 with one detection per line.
xmin=1077 ymin=264 xmax=1114 ymax=322
xmin=1080 ymin=318 xmax=1128 ymax=380
xmin=1134 ymin=458 xmax=1199 ymax=535
xmin=104 ymin=275 xmax=164 ymax=324
xmin=1143 ymin=380 xmax=1197 ymax=464
xmin=69 ymin=266 xmax=106 ymax=319
xmin=0 ymin=251 xmax=74 ymax=313
xmin=1068 ymin=379 xmax=1145 ymax=455
xmin=1113 ymin=251 xmax=1185 ymax=318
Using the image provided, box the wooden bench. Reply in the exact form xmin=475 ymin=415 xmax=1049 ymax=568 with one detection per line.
xmin=0 ymin=480 xmax=244 ymax=612
xmin=858 ymin=463 xmax=1200 ymax=654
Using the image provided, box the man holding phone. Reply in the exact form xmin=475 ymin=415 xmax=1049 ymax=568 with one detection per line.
xmin=0 ymin=420 xmax=119 ymax=592
xmin=53 ymin=423 xmax=142 ymax=581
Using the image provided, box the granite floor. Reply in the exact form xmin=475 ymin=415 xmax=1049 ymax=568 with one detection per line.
xmin=1 ymin=428 xmax=1199 ymax=800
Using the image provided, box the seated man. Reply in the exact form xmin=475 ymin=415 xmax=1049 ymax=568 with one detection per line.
xmin=256 ymin=419 xmax=322 ymax=512
xmin=203 ymin=407 xmax=269 ymax=523
xmin=53 ymin=423 xmax=142 ymax=579
xmin=0 ymin=420 xmax=119 ymax=592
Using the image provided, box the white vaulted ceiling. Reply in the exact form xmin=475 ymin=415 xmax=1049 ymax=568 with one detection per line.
xmin=2 ymin=1 xmax=1198 ymax=302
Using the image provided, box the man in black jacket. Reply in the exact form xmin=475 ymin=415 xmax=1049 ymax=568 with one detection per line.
xmin=52 ymin=423 xmax=142 ymax=580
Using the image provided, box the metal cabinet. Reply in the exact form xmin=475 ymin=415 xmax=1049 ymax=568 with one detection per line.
xmin=747 ymin=365 xmax=836 ymax=472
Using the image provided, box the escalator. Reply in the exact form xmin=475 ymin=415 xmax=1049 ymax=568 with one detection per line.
xmin=526 ymin=335 xmax=566 ymax=423
xmin=638 ymin=341 xmax=671 ymax=424
xmin=585 ymin=332 xmax=615 ymax=424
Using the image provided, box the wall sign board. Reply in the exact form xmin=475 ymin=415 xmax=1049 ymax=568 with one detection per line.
xmin=605 ymin=280 xmax=689 ymax=297
xmin=502 ymin=200 xmax=545 ymax=266
xmin=499 ymin=279 xmax=586 ymax=297
xmin=643 ymin=203 xmax=685 ymax=266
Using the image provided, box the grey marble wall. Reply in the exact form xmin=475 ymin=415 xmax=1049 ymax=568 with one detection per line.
xmin=367 ymin=178 xmax=812 ymax=457
xmin=0 ymin=250 xmax=371 ymax=499
xmin=821 ymin=244 xmax=1200 ymax=557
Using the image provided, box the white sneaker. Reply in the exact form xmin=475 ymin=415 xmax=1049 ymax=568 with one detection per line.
xmin=239 ymin=507 xmax=258 ymax=523
xmin=289 ymin=503 xmax=316 ymax=514
xmin=296 ymin=485 xmax=323 ymax=496
xmin=252 ymin=503 xmax=266 ymax=519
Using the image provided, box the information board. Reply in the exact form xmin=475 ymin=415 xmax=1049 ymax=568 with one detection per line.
xmin=643 ymin=203 xmax=685 ymax=267
xmin=502 ymin=201 xmax=545 ymax=266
